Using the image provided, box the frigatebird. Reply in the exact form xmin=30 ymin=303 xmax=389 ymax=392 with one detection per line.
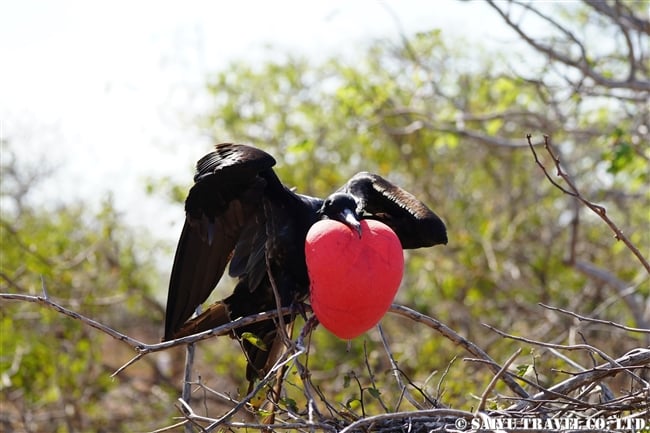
xmin=163 ymin=143 xmax=447 ymax=382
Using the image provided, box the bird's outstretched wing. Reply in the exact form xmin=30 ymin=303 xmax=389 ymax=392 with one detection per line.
xmin=340 ymin=172 xmax=448 ymax=249
xmin=163 ymin=143 xmax=276 ymax=340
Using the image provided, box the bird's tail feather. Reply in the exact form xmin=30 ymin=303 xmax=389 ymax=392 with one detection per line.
xmin=171 ymin=301 xmax=231 ymax=338
xmin=169 ymin=300 xmax=291 ymax=395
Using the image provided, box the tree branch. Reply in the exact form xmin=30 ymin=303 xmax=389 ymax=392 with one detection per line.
xmin=0 ymin=291 xmax=298 ymax=355
xmin=539 ymin=303 xmax=650 ymax=334
xmin=486 ymin=0 xmax=650 ymax=91
xmin=484 ymin=323 xmax=650 ymax=390
xmin=527 ymin=134 xmax=650 ymax=274
xmin=585 ymin=0 xmax=650 ymax=35
xmin=387 ymin=304 xmax=530 ymax=399
xmin=510 ymin=348 xmax=650 ymax=410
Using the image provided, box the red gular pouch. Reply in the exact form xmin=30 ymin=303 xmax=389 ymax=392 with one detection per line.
xmin=305 ymin=219 xmax=404 ymax=339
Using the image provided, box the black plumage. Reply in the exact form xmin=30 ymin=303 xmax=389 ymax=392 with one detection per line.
xmin=164 ymin=143 xmax=447 ymax=381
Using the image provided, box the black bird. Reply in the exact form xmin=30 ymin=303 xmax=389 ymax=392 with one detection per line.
xmin=164 ymin=143 xmax=447 ymax=382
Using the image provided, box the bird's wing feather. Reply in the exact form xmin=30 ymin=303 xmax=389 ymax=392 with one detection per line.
xmin=163 ymin=144 xmax=275 ymax=340
xmin=341 ymin=171 xmax=448 ymax=249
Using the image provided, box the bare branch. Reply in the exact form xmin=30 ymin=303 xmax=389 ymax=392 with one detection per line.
xmin=0 ymin=292 xmax=146 ymax=347
xmin=476 ymin=348 xmax=522 ymax=413
xmin=539 ymin=303 xmax=650 ymax=334
xmin=0 ymin=291 xmax=299 ymax=355
xmin=388 ymin=304 xmax=530 ymax=399
xmin=486 ymin=0 xmax=650 ymax=91
xmin=586 ymin=0 xmax=650 ymax=35
xmin=484 ymin=323 xmax=650 ymax=390
xmin=377 ymin=324 xmax=427 ymax=410
xmin=381 ymin=114 xmax=530 ymax=148
xmin=5 ymin=286 xmax=648 ymax=428
xmin=510 ymin=348 xmax=650 ymax=410
xmin=182 ymin=341 xmax=196 ymax=433
xmin=527 ymin=134 xmax=650 ymax=274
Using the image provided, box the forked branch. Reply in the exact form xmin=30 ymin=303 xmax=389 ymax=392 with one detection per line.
xmin=527 ymin=134 xmax=649 ymax=274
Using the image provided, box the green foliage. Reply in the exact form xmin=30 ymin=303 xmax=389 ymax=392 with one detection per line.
xmin=0 ymin=157 xmax=175 ymax=431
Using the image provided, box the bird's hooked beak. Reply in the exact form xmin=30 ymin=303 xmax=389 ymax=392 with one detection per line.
xmin=340 ymin=208 xmax=362 ymax=238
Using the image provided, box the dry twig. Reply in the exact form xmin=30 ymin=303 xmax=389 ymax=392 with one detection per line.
xmin=4 ymin=285 xmax=649 ymax=431
xmin=539 ymin=303 xmax=650 ymax=334
xmin=388 ymin=304 xmax=530 ymax=399
xmin=476 ymin=348 xmax=522 ymax=413
xmin=527 ymin=134 xmax=649 ymax=274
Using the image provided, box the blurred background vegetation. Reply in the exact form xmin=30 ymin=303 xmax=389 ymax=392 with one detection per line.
xmin=1 ymin=1 xmax=648 ymax=431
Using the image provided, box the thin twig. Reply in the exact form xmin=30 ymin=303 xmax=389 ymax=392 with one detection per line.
xmin=434 ymin=356 xmax=457 ymax=405
xmin=203 ymin=337 xmax=308 ymax=431
xmin=287 ymin=315 xmax=323 ymax=422
xmin=484 ymin=323 xmax=622 ymax=366
xmin=0 ymin=292 xmax=299 ymax=350
xmin=147 ymin=419 xmax=189 ymax=433
xmin=0 ymin=292 xmax=145 ymax=347
xmin=539 ymin=303 xmax=650 ymax=334
xmin=6 ymin=284 xmax=650 ymax=427
xmin=509 ymin=348 xmax=650 ymax=411
xmin=362 ymin=339 xmax=390 ymax=413
xmin=388 ymin=304 xmax=530 ymax=399
xmin=376 ymin=323 xmax=425 ymax=410
xmin=476 ymin=348 xmax=522 ymax=413
xmin=487 ymin=1 xmax=650 ymax=91
xmin=111 ymin=353 xmax=146 ymax=377
xmin=182 ymin=341 xmax=196 ymax=433
xmin=485 ymin=322 xmax=650 ymax=393
xmin=527 ymin=134 xmax=650 ymax=274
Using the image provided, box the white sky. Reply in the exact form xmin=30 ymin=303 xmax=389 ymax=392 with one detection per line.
xmin=0 ymin=0 xmax=515 ymax=245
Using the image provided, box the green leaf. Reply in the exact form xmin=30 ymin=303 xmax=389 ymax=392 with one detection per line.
xmin=281 ymin=397 xmax=298 ymax=412
xmin=343 ymin=373 xmax=351 ymax=388
xmin=606 ymin=141 xmax=635 ymax=174
xmin=241 ymin=332 xmax=268 ymax=351
xmin=516 ymin=364 xmax=530 ymax=377
xmin=345 ymin=398 xmax=361 ymax=410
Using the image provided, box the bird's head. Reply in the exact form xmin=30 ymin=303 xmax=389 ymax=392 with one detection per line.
xmin=319 ymin=193 xmax=362 ymax=237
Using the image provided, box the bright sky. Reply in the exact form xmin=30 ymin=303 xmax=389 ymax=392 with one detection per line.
xmin=0 ymin=0 xmax=512 ymax=244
